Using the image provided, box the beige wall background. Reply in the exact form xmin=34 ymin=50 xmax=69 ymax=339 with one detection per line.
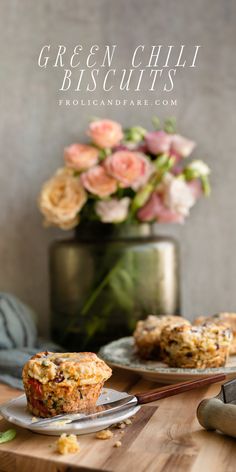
xmin=0 ymin=0 xmax=235 ymax=335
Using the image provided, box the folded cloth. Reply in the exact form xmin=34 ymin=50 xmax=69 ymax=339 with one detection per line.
xmin=0 ymin=292 xmax=63 ymax=390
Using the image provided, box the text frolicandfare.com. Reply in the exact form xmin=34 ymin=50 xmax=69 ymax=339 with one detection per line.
xmin=58 ymin=98 xmax=178 ymax=107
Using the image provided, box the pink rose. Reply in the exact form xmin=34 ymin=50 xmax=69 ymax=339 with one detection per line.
xmin=87 ymin=119 xmax=123 ymax=149
xmin=145 ymin=131 xmax=196 ymax=159
xmin=137 ymin=192 xmax=184 ymax=223
xmin=95 ymin=198 xmax=130 ymax=223
xmin=81 ymin=165 xmax=117 ymax=197
xmin=104 ymin=151 xmax=153 ymax=190
xmin=138 ymin=174 xmax=196 ymax=224
xmin=170 ymin=134 xmax=196 ymax=158
xmin=64 ymin=143 xmax=99 ymax=171
xmin=145 ymin=131 xmax=172 ymax=155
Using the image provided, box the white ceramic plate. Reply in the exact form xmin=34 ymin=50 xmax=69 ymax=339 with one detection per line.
xmin=0 ymin=388 xmax=140 ymax=436
xmin=99 ymin=337 xmax=236 ymax=384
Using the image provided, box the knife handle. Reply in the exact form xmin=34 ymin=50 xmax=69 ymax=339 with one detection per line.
xmin=135 ymin=373 xmax=225 ymax=404
xmin=197 ymin=398 xmax=236 ymax=438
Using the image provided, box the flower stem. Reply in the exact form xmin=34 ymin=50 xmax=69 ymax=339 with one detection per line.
xmin=80 ymin=260 xmax=121 ymax=316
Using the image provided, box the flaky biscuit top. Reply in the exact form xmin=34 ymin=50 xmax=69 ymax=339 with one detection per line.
xmin=23 ymin=352 xmax=112 ymax=386
xmin=134 ymin=315 xmax=190 ymax=343
xmin=194 ymin=313 xmax=236 ymax=335
xmin=161 ymin=323 xmax=233 ymax=353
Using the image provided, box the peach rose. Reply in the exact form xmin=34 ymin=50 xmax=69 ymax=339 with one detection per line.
xmin=64 ymin=143 xmax=99 ymax=171
xmin=81 ymin=165 xmax=117 ymax=197
xmin=104 ymin=151 xmax=153 ymax=190
xmin=95 ymin=198 xmax=130 ymax=223
xmin=87 ymin=119 xmax=123 ymax=148
xmin=38 ymin=168 xmax=87 ymax=230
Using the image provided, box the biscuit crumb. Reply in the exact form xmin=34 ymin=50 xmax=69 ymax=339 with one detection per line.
xmin=31 ymin=417 xmax=37 ymax=423
xmin=96 ymin=429 xmax=113 ymax=440
xmin=114 ymin=440 xmax=122 ymax=447
xmin=56 ymin=433 xmax=80 ymax=455
xmin=117 ymin=422 xmax=126 ymax=429
xmin=124 ymin=419 xmax=132 ymax=425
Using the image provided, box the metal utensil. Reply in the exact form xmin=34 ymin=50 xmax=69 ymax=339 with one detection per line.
xmin=34 ymin=373 xmax=225 ymax=428
xmin=197 ymin=377 xmax=236 ymax=438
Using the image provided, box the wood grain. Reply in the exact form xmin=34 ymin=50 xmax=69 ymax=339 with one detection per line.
xmin=0 ymin=370 xmax=235 ymax=472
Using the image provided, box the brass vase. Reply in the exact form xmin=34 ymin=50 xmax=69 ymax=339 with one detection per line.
xmin=49 ymin=223 xmax=180 ymax=351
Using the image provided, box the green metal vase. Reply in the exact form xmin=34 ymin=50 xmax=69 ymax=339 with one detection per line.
xmin=50 ymin=223 xmax=180 ymax=351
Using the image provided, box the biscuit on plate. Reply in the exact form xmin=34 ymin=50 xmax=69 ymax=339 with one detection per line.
xmin=133 ymin=315 xmax=190 ymax=360
xmin=160 ymin=323 xmax=232 ymax=368
xmin=22 ymin=351 xmax=112 ymax=417
xmin=194 ymin=313 xmax=236 ymax=355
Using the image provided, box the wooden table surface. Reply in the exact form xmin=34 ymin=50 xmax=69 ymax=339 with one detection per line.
xmin=0 ymin=370 xmax=235 ymax=472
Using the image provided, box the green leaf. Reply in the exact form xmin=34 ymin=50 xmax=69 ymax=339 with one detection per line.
xmin=154 ymin=154 xmax=169 ymax=168
xmin=131 ymin=183 xmax=154 ymax=212
xmin=99 ymin=148 xmax=111 ymax=160
xmin=152 ymin=116 xmax=161 ymax=130
xmin=184 ymin=168 xmax=200 ymax=181
xmin=164 ymin=117 xmax=176 ymax=134
xmin=124 ymin=126 xmax=146 ymax=143
xmin=154 ymin=154 xmax=175 ymax=173
xmin=201 ymin=175 xmax=211 ymax=196
xmin=0 ymin=429 xmax=16 ymax=444
xmin=109 ymin=267 xmax=134 ymax=312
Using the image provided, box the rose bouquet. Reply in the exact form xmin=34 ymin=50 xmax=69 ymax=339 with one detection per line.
xmin=42 ymin=118 xmax=211 ymax=350
xmin=39 ymin=117 xmax=210 ymax=230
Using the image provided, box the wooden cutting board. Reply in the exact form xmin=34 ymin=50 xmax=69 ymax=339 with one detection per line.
xmin=1 ymin=370 xmax=236 ymax=472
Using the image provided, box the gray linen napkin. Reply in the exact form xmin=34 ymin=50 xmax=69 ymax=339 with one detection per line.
xmin=0 ymin=292 xmax=62 ymax=390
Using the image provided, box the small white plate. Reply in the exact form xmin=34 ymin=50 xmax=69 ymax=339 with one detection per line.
xmin=0 ymin=388 xmax=140 ymax=436
xmin=99 ymin=337 xmax=236 ymax=384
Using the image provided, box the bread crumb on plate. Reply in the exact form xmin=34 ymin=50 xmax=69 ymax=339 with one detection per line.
xmin=56 ymin=433 xmax=80 ymax=454
xmin=96 ymin=429 xmax=113 ymax=439
xmin=116 ymin=422 xmax=126 ymax=429
xmin=124 ymin=419 xmax=132 ymax=425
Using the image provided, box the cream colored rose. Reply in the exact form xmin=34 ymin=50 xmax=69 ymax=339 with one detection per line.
xmin=95 ymin=198 xmax=130 ymax=223
xmin=39 ymin=168 xmax=87 ymax=230
xmin=162 ymin=174 xmax=195 ymax=217
xmin=187 ymin=160 xmax=210 ymax=176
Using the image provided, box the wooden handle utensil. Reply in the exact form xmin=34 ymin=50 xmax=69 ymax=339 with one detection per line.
xmin=135 ymin=373 xmax=226 ymax=404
